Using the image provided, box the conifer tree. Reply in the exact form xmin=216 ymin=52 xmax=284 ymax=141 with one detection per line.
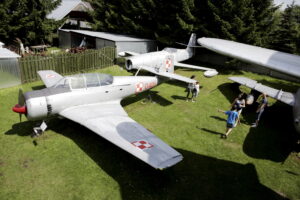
xmin=0 ymin=0 xmax=61 ymax=45
xmin=271 ymin=3 xmax=300 ymax=54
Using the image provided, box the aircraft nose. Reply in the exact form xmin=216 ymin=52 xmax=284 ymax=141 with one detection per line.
xmin=12 ymin=104 xmax=27 ymax=114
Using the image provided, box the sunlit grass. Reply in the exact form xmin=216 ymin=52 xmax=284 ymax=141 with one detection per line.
xmin=0 ymin=65 xmax=299 ymax=200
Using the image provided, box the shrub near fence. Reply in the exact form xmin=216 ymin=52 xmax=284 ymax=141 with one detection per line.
xmin=19 ymin=47 xmax=116 ymax=83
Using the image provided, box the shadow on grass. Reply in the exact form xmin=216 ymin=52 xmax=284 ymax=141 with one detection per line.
xmin=171 ymin=95 xmax=187 ymax=101
xmin=4 ymin=116 xmax=287 ymax=199
xmin=44 ymin=119 xmax=285 ymax=199
xmin=242 ymin=102 xmax=299 ymax=163
xmin=210 ymin=115 xmax=227 ymax=122
xmin=121 ymin=90 xmax=173 ymax=107
xmin=198 ymin=127 xmax=223 ymax=135
xmin=5 ymin=121 xmax=35 ymax=136
xmin=218 ymin=82 xmax=299 ymax=163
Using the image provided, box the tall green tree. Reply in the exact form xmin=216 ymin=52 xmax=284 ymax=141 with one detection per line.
xmin=271 ymin=3 xmax=300 ymax=54
xmin=0 ymin=0 xmax=61 ymax=45
xmin=89 ymin=0 xmax=279 ymax=47
xmin=196 ymin=0 xmax=279 ymax=46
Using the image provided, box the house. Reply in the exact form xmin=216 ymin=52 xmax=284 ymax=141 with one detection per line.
xmin=47 ymin=0 xmax=93 ymax=29
xmin=58 ymin=29 xmax=157 ymax=56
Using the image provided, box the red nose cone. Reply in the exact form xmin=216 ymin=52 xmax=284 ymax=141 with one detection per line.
xmin=12 ymin=104 xmax=27 ymax=114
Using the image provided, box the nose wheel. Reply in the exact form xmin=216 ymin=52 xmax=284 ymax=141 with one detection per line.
xmin=31 ymin=121 xmax=48 ymax=138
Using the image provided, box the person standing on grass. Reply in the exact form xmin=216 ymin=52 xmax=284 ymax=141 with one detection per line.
xmin=231 ymin=93 xmax=246 ymax=126
xmin=251 ymin=93 xmax=268 ymax=128
xmin=186 ymin=75 xmax=195 ymax=101
xmin=218 ymin=108 xmax=239 ymax=139
xmin=191 ymin=81 xmax=200 ymax=102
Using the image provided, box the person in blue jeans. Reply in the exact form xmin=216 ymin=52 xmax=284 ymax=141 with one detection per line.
xmin=251 ymin=93 xmax=268 ymax=128
xmin=218 ymin=108 xmax=239 ymax=139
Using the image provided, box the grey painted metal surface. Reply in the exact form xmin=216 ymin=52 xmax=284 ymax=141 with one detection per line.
xmin=120 ymin=34 xmax=218 ymax=82
xmin=13 ymin=70 xmax=183 ymax=169
xmin=58 ymin=29 xmax=156 ymax=55
xmin=198 ymin=37 xmax=300 ymax=79
xmin=228 ymin=77 xmax=295 ymax=106
xmin=68 ymin=30 xmax=154 ymax=42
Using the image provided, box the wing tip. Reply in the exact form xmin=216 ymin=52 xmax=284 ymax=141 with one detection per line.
xmin=154 ymin=155 xmax=183 ymax=170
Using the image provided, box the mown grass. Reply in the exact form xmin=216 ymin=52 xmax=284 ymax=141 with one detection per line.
xmin=0 ymin=65 xmax=300 ymax=200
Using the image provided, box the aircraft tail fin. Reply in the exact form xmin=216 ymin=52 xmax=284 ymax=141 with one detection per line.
xmin=187 ymin=33 xmax=197 ymax=48
xmin=186 ymin=33 xmax=197 ymax=56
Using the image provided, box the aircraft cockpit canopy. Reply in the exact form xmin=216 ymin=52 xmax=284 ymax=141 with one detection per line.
xmin=52 ymin=73 xmax=113 ymax=89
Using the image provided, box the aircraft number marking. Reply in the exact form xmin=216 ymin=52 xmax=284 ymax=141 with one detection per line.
xmin=131 ymin=140 xmax=153 ymax=149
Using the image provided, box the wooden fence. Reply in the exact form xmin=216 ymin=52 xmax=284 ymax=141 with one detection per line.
xmin=19 ymin=47 xmax=116 ymax=83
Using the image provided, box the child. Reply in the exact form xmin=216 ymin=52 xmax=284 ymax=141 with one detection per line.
xmin=192 ymin=82 xmax=200 ymax=102
xmin=218 ymin=108 xmax=239 ymax=139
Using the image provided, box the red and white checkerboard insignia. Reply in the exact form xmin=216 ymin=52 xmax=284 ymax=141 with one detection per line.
xmin=165 ymin=58 xmax=172 ymax=69
xmin=46 ymin=74 xmax=55 ymax=78
xmin=136 ymin=82 xmax=144 ymax=93
xmin=131 ymin=140 xmax=153 ymax=150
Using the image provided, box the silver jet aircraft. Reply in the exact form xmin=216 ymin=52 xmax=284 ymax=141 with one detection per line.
xmin=198 ymin=37 xmax=300 ymax=133
xmin=119 ymin=34 xmax=218 ymax=81
xmin=12 ymin=70 xmax=183 ymax=169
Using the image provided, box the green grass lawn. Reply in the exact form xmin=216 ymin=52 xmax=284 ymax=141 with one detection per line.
xmin=0 ymin=66 xmax=299 ymax=200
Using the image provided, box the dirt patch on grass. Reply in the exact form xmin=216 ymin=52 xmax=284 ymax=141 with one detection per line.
xmin=21 ymin=158 xmax=34 ymax=168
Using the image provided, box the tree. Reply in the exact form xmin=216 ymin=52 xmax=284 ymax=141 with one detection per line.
xmin=89 ymin=0 xmax=279 ymax=48
xmin=271 ymin=2 xmax=300 ymax=54
xmin=0 ymin=0 xmax=61 ymax=46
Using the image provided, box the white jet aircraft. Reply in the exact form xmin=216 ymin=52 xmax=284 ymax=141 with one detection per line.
xmin=12 ymin=70 xmax=183 ymax=169
xmin=119 ymin=34 xmax=218 ymax=80
xmin=198 ymin=37 xmax=300 ymax=133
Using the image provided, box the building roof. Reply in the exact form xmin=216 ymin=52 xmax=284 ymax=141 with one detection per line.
xmin=60 ymin=29 xmax=154 ymax=42
xmin=0 ymin=48 xmax=20 ymax=58
xmin=47 ymin=0 xmax=92 ymax=20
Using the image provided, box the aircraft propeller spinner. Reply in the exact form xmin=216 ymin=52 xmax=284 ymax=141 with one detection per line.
xmin=12 ymin=89 xmax=27 ymax=121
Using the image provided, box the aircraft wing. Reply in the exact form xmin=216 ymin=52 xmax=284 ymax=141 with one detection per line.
xmin=37 ymin=70 xmax=64 ymax=88
xmin=118 ymin=51 xmax=140 ymax=57
xmin=59 ymin=102 xmax=183 ymax=169
xmin=140 ymin=65 xmax=196 ymax=83
xmin=229 ymin=76 xmax=295 ymax=106
xmin=174 ymin=62 xmax=215 ymax=71
xmin=198 ymin=37 xmax=300 ymax=79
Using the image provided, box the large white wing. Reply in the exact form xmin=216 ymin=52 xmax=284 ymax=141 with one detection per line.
xmin=59 ymin=102 xmax=183 ymax=169
xmin=229 ymin=76 xmax=295 ymax=106
xmin=198 ymin=37 xmax=300 ymax=78
xmin=37 ymin=70 xmax=63 ymax=88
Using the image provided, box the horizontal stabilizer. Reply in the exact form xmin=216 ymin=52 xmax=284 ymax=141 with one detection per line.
xmin=141 ymin=65 xmax=196 ymax=83
xmin=229 ymin=76 xmax=295 ymax=106
xmin=37 ymin=70 xmax=63 ymax=88
xmin=175 ymin=42 xmax=202 ymax=48
xmin=175 ymin=62 xmax=216 ymax=71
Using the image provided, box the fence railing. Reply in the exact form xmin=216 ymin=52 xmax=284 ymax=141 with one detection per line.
xmin=19 ymin=47 xmax=116 ymax=83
